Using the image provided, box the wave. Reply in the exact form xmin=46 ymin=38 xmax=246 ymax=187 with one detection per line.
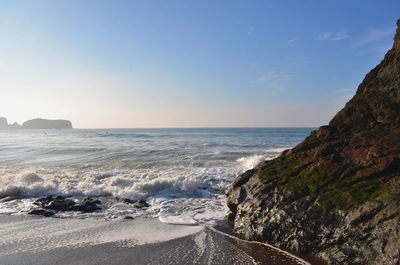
xmin=236 ymin=155 xmax=266 ymax=170
xmin=235 ymin=147 xmax=289 ymax=171
xmin=0 ymin=150 xmax=287 ymax=223
xmin=0 ymin=165 xmax=232 ymax=199
xmin=0 ymin=128 xmax=310 ymax=223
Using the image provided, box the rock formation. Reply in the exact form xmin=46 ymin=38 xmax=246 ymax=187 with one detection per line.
xmin=8 ymin=122 xmax=21 ymax=129
xmin=0 ymin=117 xmax=8 ymax=129
xmin=0 ymin=117 xmax=72 ymax=129
xmin=227 ymin=19 xmax=400 ymax=264
xmin=22 ymin=118 xmax=73 ymax=129
xmin=0 ymin=117 xmax=21 ymax=129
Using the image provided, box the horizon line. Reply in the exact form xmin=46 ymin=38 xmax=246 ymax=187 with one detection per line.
xmin=72 ymin=126 xmax=319 ymax=129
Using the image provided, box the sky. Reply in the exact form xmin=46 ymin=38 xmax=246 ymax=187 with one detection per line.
xmin=0 ymin=1 xmax=399 ymax=128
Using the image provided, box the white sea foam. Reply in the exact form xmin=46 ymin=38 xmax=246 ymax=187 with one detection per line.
xmin=0 ymin=128 xmax=311 ymax=224
xmin=237 ymin=154 xmax=266 ymax=170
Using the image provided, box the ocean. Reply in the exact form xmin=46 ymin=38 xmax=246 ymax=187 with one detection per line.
xmin=0 ymin=128 xmax=313 ymax=224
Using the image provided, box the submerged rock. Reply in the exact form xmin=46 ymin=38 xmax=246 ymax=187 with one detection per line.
xmin=227 ymin=19 xmax=400 ymax=265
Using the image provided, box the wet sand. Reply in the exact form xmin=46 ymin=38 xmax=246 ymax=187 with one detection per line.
xmin=0 ymin=215 xmax=317 ymax=265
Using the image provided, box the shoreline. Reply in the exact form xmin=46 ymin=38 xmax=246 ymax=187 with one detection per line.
xmin=0 ymin=214 xmax=319 ymax=265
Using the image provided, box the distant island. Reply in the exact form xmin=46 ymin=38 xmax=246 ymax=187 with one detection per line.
xmin=0 ymin=117 xmax=73 ymax=130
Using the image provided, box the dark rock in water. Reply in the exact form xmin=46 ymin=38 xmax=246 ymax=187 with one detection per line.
xmin=32 ymin=196 xmax=101 ymax=213
xmin=33 ymin=196 xmax=55 ymax=207
xmin=47 ymin=198 xmax=76 ymax=211
xmin=34 ymin=196 xmax=76 ymax=211
xmin=71 ymin=197 xmax=101 ymax=213
xmin=28 ymin=209 xmax=55 ymax=217
xmin=123 ymin=198 xmax=149 ymax=208
xmin=135 ymin=200 xmax=149 ymax=208
xmin=227 ymin=19 xmax=400 ymax=265
xmin=84 ymin=198 xmax=101 ymax=205
xmin=139 ymin=199 xmax=148 ymax=205
xmin=22 ymin=118 xmax=73 ymax=129
xmin=123 ymin=198 xmax=136 ymax=204
xmin=123 ymin=216 xmax=134 ymax=220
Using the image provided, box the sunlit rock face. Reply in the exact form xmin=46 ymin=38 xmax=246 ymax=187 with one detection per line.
xmin=227 ymin=19 xmax=400 ymax=265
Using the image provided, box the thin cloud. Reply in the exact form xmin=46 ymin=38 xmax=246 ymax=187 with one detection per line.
xmin=254 ymin=72 xmax=297 ymax=92
xmin=353 ymin=27 xmax=395 ymax=46
xmin=288 ymin=38 xmax=297 ymax=44
xmin=247 ymin=27 xmax=255 ymax=35
xmin=317 ymin=31 xmax=349 ymax=41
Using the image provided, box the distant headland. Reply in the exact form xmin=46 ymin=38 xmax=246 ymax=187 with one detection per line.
xmin=0 ymin=117 xmax=73 ymax=130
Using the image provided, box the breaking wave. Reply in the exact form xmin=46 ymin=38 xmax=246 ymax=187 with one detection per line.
xmin=0 ymin=128 xmax=312 ymax=224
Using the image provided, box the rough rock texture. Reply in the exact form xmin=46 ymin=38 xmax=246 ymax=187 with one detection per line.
xmin=227 ymin=20 xmax=400 ymax=265
xmin=22 ymin=118 xmax=73 ymax=129
xmin=32 ymin=196 xmax=101 ymax=213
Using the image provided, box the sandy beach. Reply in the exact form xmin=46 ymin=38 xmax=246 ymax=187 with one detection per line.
xmin=0 ymin=215 xmax=317 ymax=265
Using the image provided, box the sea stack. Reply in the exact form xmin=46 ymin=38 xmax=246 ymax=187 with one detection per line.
xmin=227 ymin=19 xmax=400 ymax=265
xmin=0 ymin=117 xmax=8 ymax=129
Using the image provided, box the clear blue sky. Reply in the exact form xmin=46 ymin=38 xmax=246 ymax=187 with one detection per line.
xmin=0 ymin=1 xmax=399 ymax=128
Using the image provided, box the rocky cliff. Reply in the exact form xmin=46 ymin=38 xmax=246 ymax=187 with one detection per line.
xmin=227 ymin=19 xmax=400 ymax=265
xmin=22 ymin=118 xmax=73 ymax=129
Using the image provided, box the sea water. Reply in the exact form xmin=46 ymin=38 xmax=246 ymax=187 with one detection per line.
xmin=0 ymin=128 xmax=312 ymax=224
